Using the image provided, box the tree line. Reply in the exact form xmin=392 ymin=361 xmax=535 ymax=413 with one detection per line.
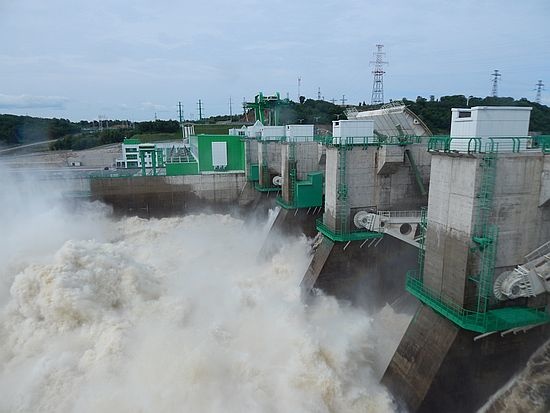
xmin=1 ymin=95 xmax=548 ymax=151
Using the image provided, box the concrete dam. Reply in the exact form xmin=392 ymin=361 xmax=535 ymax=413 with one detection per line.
xmin=3 ymin=102 xmax=550 ymax=412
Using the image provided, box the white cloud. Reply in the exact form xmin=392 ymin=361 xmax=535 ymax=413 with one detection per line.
xmin=0 ymin=94 xmax=69 ymax=110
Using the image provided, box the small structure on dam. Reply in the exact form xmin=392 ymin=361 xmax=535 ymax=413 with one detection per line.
xmin=382 ymin=106 xmax=550 ymax=412
xmin=90 ymin=131 xmax=253 ymax=215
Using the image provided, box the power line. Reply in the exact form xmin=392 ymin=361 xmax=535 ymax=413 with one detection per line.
xmin=491 ymin=69 xmax=501 ymax=97
xmin=370 ymin=44 xmax=388 ymax=105
xmin=534 ymin=80 xmax=545 ymax=104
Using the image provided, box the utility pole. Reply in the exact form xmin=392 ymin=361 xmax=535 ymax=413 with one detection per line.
xmin=178 ymin=101 xmax=184 ymax=123
xmin=341 ymin=94 xmax=347 ymax=106
xmin=297 ymin=77 xmax=302 ymax=101
xmin=491 ymin=70 xmax=501 ymax=97
xmin=229 ymin=96 xmax=233 ymax=121
xmin=242 ymin=97 xmax=248 ymax=122
xmin=178 ymin=101 xmax=184 ymax=140
xmin=370 ymin=44 xmax=388 ymax=105
xmin=197 ymin=99 xmax=203 ymax=121
xmin=534 ymin=80 xmax=545 ymax=104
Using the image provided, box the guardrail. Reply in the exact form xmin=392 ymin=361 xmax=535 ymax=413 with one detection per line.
xmin=427 ymin=136 xmax=539 ymax=154
xmin=378 ymin=210 xmax=423 ymax=219
xmin=406 ymin=270 xmax=550 ymax=333
xmin=316 ymin=218 xmax=383 ymax=242
xmin=247 ymin=135 xmax=424 ymax=146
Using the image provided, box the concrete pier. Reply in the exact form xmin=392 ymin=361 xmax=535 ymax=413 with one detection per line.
xmin=382 ymin=147 xmax=550 ymax=412
xmin=301 ymin=140 xmax=431 ymax=311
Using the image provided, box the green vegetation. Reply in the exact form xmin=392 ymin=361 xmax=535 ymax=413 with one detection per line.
xmin=365 ymin=95 xmax=550 ymax=135
xmin=278 ymin=99 xmax=346 ymax=125
xmin=50 ymin=128 xmax=133 ymax=150
xmin=0 ymin=115 xmax=79 ymax=145
xmin=2 ymin=95 xmax=548 ymax=151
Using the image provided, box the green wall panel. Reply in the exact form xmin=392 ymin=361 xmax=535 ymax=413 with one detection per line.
xmin=166 ymin=162 xmax=199 ymax=176
xmin=196 ymin=135 xmax=245 ymax=172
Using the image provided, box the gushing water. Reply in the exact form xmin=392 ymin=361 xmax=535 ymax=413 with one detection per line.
xmin=0 ymin=170 xmax=396 ymax=412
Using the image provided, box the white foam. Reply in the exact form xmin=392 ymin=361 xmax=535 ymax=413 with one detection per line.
xmin=0 ymin=168 xmax=396 ymax=412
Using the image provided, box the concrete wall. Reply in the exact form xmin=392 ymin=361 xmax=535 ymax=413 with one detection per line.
xmin=323 ymin=143 xmax=430 ymax=232
xmin=424 ymin=152 xmax=550 ymax=306
xmin=281 ymin=141 xmax=321 ymax=204
xmin=257 ymin=141 xmax=282 ymax=186
xmin=382 ymin=304 xmax=550 ymax=413
xmin=90 ymin=173 xmax=257 ymax=216
xmin=423 ymin=154 xmax=480 ymax=305
xmin=493 ymin=152 xmax=550 ymax=267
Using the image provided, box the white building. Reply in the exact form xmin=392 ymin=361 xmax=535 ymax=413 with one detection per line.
xmin=449 ymin=106 xmax=532 ymax=152
xmin=331 ymin=119 xmax=375 ymax=144
xmin=116 ymin=139 xmax=188 ymax=168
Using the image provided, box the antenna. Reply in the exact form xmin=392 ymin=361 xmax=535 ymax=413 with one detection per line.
xmin=370 ymin=44 xmax=388 ymax=105
xmin=297 ymin=77 xmax=302 ymax=100
xmin=491 ymin=70 xmax=501 ymax=97
xmin=534 ymin=80 xmax=545 ymax=104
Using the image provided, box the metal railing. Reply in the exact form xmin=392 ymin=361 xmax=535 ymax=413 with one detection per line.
xmin=525 ymin=240 xmax=550 ymax=262
xmin=428 ymin=136 xmax=538 ymax=154
xmin=406 ymin=270 xmax=550 ymax=333
xmin=248 ymin=135 xmax=425 ymax=146
xmin=378 ymin=210 xmax=423 ymax=219
xmin=316 ymin=218 xmax=383 ymax=242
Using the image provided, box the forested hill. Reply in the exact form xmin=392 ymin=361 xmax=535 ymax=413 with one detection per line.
xmin=0 ymin=115 xmax=79 ymax=145
xmin=1 ymin=96 xmax=548 ymax=147
xmin=389 ymin=96 xmax=550 ymax=135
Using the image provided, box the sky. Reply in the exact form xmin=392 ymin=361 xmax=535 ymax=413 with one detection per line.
xmin=1 ymin=0 xmax=549 ymax=121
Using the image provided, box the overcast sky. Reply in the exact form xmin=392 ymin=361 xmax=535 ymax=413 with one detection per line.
xmin=1 ymin=0 xmax=549 ymax=121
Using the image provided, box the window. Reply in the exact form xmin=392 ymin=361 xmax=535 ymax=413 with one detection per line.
xmin=125 ymin=147 xmax=138 ymax=153
xmin=126 ymin=154 xmax=138 ymax=160
xmin=127 ymin=161 xmax=139 ymax=168
xmin=458 ymin=111 xmax=471 ymax=118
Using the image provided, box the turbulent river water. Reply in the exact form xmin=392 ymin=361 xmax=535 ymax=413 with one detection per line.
xmin=0 ymin=172 xmax=400 ymax=412
xmin=2 ymin=169 xmax=548 ymax=413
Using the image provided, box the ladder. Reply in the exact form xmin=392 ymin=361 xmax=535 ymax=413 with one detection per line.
xmin=288 ymin=141 xmax=297 ymax=205
xmin=261 ymin=141 xmax=269 ymax=187
xmin=336 ymin=139 xmax=350 ymax=235
xmin=472 ymin=150 xmax=498 ymax=314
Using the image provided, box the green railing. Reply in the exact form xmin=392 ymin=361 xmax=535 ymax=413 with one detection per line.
xmin=316 ymin=218 xmax=383 ymax=242
xmin=249 ymin=135 xmax=424 ymax=146
xmin=428 ymin=136 xmax=537 ymax=154
xmin=406 ymin=271 xmax=550 ymax=333
xmin=532 ymin=135 xmax=550 ymax=154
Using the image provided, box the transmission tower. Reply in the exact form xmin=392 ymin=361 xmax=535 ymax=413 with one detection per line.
xmin=370 ymin=44 xmax=388 ymax=105
xmin=197 ymin=99 xmax=203 ymax=120
xmin=534 ymin=80 xmax=545 ymax=104
xmin=317 ymin=87 xmax=321 ymax=100
xmin=491 ymin=70 xmax=501 ymax=97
